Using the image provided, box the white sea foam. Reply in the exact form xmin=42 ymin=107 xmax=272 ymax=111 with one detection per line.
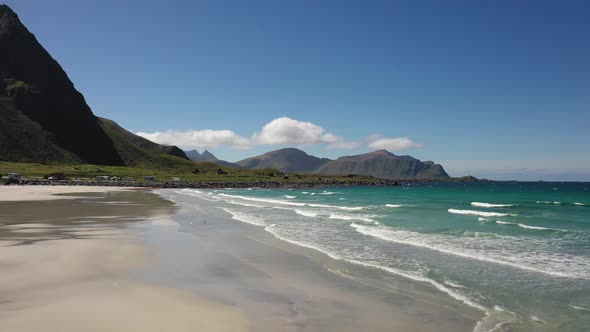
xmin=221 ymin=208 xmax=266 ymax=226
xmin=283 ymin=195 xmax=296 ymax=199
xmin=310 ymin=193 xmax=316 ymax=195
xmin=218 ymin=193 xmax=364 ymax=211
xmin=218 ymin=193 xmax=306 ymax=207
xmin=319 ymin=191 xmax=338 ymax=195
xmin=306 ymin=203 xmax=365 ymax=211
xmin=227 ymin=200 xmax=265 ymax=208
xmin=471 ymin=202 xmax=514 ymax=208
xmin=329 ymin=213 xmax=377 ymax=224
xmin=443 ymin=279 xmax=465 ymax=288
xmin=536 ymin=201 xmax=561 ymax=205
xmin=569 ymin=304 xmax=590 ymax=311
xmin=220 ymin=206 xmax=512 ymax=332
xmin=574 ymin=202 xmax=585 ymax=206
xmin=385 ymin=204 xmax=404 ymax=208
xmin=495 ymin=220 xmax=567 ymax=232
xmin=478 ymin=217 xmax=488 ymax=222
xmin=351 ymin=223 xmax=589 ymax=280
xmin=448 ymin=209 xmax=512 ymax=217
xmin=294 ymin=210 xmax=318 ymax=218
xmin=517 ymin=223 xmax=566 ymax=231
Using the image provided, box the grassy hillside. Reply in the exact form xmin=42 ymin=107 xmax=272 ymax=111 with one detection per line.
xmin=0 ymin=161 xmax=378 ymax=184
xmin=97 ymin=117 xmax=192 ymax=168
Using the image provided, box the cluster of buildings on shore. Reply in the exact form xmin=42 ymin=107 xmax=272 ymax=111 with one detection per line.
xmin=2 ymin=173 xmax=178 ymax=183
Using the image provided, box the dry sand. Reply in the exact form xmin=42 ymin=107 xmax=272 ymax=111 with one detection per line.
xmin=0 ymin=185 xmax=139 ymax=201
xmin=0 ymin=187 xmax=248 ymax=332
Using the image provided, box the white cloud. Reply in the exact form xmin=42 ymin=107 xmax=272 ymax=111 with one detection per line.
xmin=367 ymin=135 xmax=423 ymax=152
xmin=135 ymin=129 xmax=250 ymax=149
xmin=252 ymin=117 xmax=329 ymax=145
xmin=136 ymin=117 xmax=417 ymax=153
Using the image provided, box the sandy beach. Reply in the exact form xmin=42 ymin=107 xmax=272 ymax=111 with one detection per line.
xmin=0 ymin=185 xmax=480 ymax=331
xmin=0 ymin=186 xmax=247 ymax=332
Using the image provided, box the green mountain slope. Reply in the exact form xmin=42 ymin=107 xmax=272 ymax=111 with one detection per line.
xmin=0 ymin=5 xmax=190 ymax=167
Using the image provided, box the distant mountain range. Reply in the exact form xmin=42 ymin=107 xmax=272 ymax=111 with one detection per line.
xmin=315 ymin=149 xmax=448 ymax=179
xmin=187 ymin=148 xmax=449 ymax=179
xmin=0 ymin=5 xmax=191 ymax=167
xmin=185 ymin=149 xmax=240 ymax=168
xmin=235 ymin=148 xmax=331 ymax=172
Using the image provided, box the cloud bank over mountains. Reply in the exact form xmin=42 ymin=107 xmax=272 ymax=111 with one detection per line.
xmin=136 ymin=117 xmax=421 ymax=152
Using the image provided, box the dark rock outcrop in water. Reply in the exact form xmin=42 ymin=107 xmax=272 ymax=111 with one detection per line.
xmin=236 ymin=148 xmax=331 ymax=173
xmin=315 ymin=150 xmax=449 ymax=179
xmin=0 ymin=5 xmax=188 ymax=166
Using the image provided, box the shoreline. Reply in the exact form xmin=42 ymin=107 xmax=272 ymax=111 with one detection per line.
xmin=149 ymin=188 xmax=483 ymax=331
xmin=2 ymin=175 xmax=485 ymax=190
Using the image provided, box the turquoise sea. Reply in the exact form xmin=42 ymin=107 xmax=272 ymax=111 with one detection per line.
xmin=167 ymin=182 xmax=590 ymax=331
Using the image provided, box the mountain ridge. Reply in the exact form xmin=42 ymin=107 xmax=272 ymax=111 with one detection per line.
xmin=233 ymin=148 xmax=449 ymax=179
xmin=0 ymin=4 xmax=190 ymax=166
xmin=236 ymin=148 xmax=331 ymax=173
xmin=316 ymin=149 xmax=449 ymax=179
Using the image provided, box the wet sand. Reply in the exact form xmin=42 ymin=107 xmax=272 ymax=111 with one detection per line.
xmin=0 ymin=187 xmax=247 ymax=332
xmin=0 ymin=186 xmax=480 ymax=331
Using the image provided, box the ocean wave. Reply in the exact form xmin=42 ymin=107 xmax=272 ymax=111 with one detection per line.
xmin=478 ymin=217 xmax=488 ymax=222
xmin=495 ymin=220 xmax=568 ymax=232
xmin=574 ymin=202 xmax=585 ymax=206
xmin=218 ymin=193 xmax=306 ymax=207
xmin=294 ymin=210 xmax=318 ymax=218
xmin=329 ymin=213 xmax=378 ymax=224
xmin=536 ymin=201 xmax=561 ymax=205
xmin=319 ymin=191 xmax=338 ymax=195
xmin=227 ymin=200 xmax=265 ymax=208
xmin=218 ymin=193 xmax=365 ymax=211
xmin=351 ymin=223 xmax=589 ymax=280
xmin=306 ymin=203 xmax=365 ymax=211
xmin=443 ymin=279 xmax=465 ymax=288
xmin=471 ymin=202 xmax=514 ymax=208
xmin=283 ymin=195 xmax=296 ymax=199
xmin=385 ymin=204 xmax=404 ymax=208
xmin=222 ymin=208 xmax=266 ymax=226
xmin=569 ymin=304 xmax=590 ymax=311
xmin=448 ymin=209 xmax=513 ymax=217
xmin=516 ymin=223 xmax=567 ymax=231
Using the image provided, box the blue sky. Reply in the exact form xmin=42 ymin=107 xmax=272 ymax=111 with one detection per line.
xmin=5 ymin=0 xmax=590 ymax=180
